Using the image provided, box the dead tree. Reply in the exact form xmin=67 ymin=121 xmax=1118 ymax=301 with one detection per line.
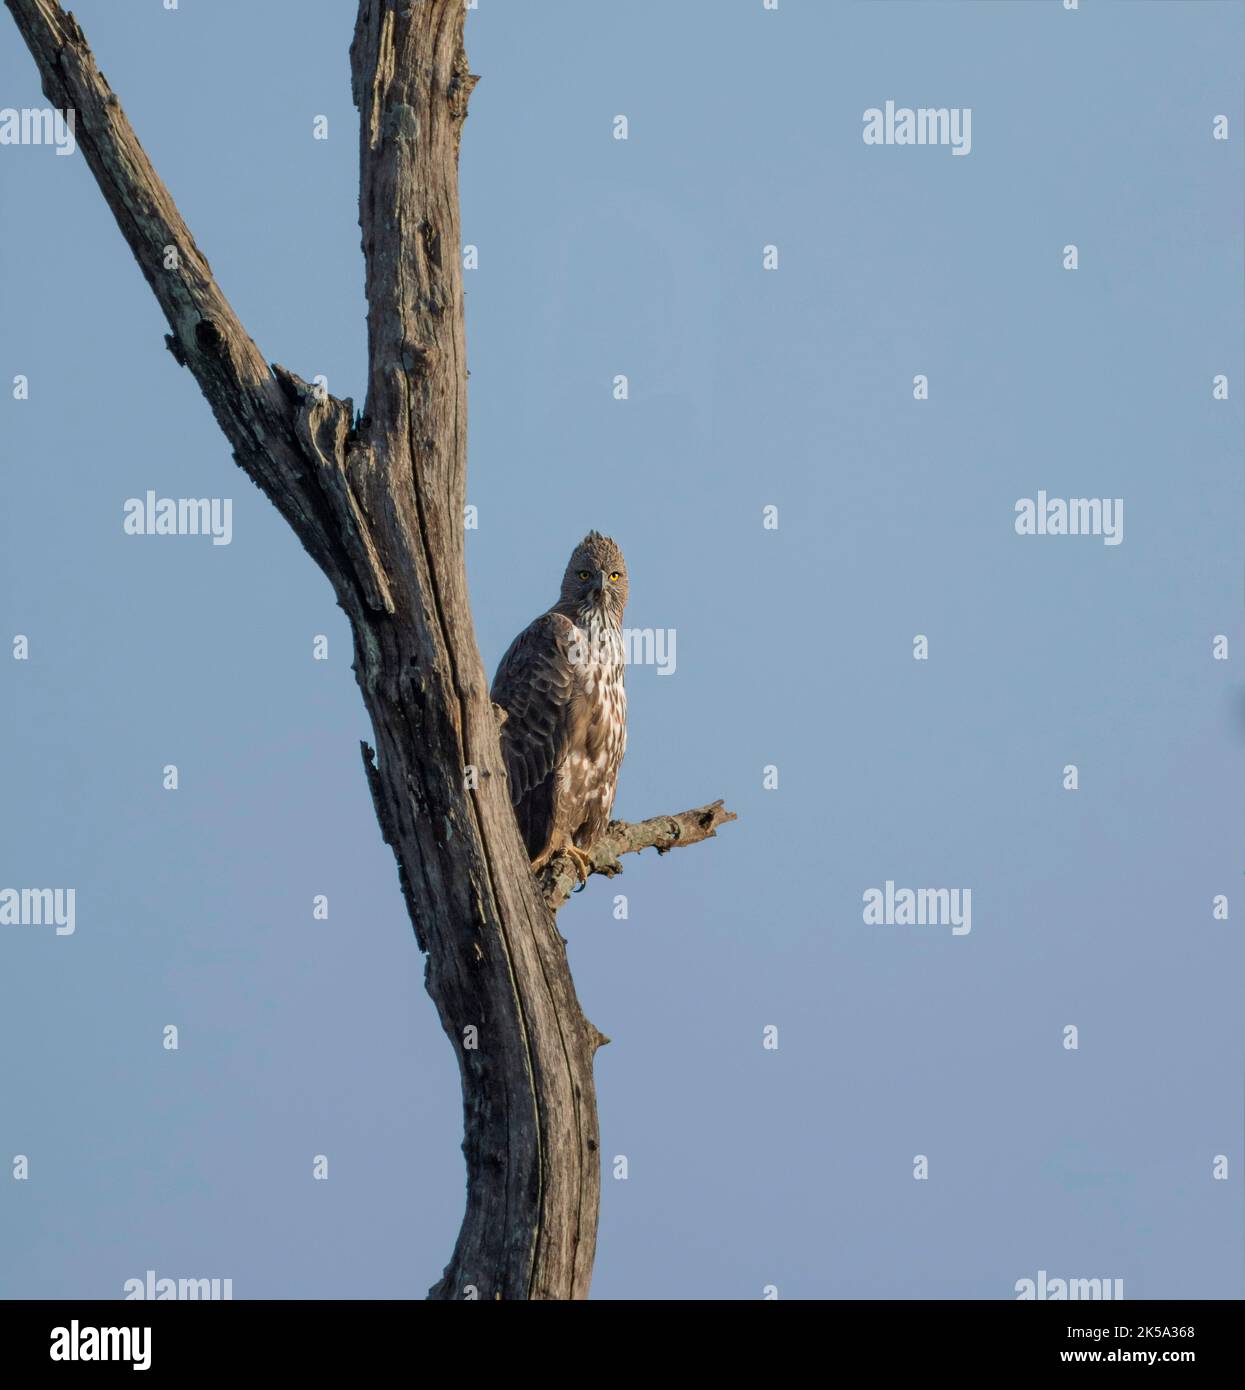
xmin=6 ymin=0 xmax=735 ymax=1299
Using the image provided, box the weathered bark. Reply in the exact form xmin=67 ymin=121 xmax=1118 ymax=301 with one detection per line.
xmin=6 ymin=0 xmax=734 ymax=1299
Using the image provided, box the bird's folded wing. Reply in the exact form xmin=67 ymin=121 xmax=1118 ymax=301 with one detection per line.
xmin=490 ymin=610 xmax=580 ymax=805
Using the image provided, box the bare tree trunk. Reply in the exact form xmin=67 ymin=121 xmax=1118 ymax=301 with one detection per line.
xmin=6 ymin=0 xmax=734 ymax=1300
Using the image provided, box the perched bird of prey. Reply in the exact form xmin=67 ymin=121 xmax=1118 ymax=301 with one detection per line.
xmin=491 ymin=532 xmax=628 ymax=881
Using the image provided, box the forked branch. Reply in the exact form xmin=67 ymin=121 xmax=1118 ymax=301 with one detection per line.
xmin=6 ymin=0 xmax=737 ymax=1300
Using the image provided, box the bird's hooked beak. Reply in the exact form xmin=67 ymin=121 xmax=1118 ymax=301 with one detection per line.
xmin=589 ymin=570 xmax=607 ymax=602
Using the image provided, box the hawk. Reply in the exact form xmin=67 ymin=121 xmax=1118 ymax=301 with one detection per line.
xmin=491 ymin=531 xmax=628 ymax=881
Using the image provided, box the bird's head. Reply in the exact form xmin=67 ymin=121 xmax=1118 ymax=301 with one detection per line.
xmin=560 ymin=531 xmax=628 ymax=625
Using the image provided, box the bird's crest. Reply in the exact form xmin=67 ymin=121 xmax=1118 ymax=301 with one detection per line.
xmin=573 ymin=530 xmax=624 ymax=565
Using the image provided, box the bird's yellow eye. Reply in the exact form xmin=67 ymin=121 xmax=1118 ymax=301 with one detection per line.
xmin=577 ymin=570 xmax=591 ymax=580
xmin=609 ymin=572 xmax=620 ymax=582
